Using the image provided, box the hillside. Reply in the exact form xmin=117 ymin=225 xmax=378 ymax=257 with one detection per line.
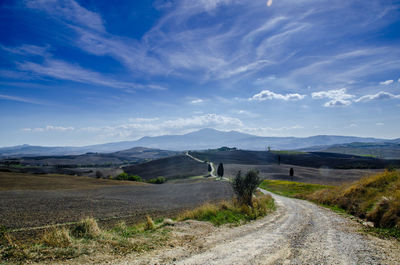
xmin=1 ymin=147 xmax=179 ymax=167
xmin=307 ymin=170 xmax=400 ymax=229
xmin=311 ymin=142 xmax=400 ymax=159
xmin=122 ymin=155 xmax=208 ymax=180
xmin=189 ymin=149 xmax=400 ymax=169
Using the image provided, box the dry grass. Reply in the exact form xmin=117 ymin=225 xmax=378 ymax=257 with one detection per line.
xmin=145 ymin=215 xmax=155 ymax=230
xmin=71 ymin=217 xmax=101 ymax=239
xmin=0 ymin=216 xmax=170 ymax=263
xmin=178 ymin=194 xmax=275 ymax=226
xmin=42 ymin=227 xmax=72 ymax=247
xmin=307 ymin=170 xmax=400 ymax=229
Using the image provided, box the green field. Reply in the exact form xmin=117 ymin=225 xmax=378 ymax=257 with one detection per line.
xmin=259 ymin=180 xmax=333 ymax=198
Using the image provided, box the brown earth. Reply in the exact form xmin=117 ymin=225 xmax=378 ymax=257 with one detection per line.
xmin=122 ymin=155 xmax=208 ymax=180
xmin=0 ymin=172 xmax=233 ymax=231
xmin=223 ymin=163 xmax=381 ymax=185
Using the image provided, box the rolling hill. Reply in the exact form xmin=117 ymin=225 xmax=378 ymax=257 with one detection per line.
xmin=1 ymin=147 xmax=179 ymax=167
xmin=304 ymin=142 xmax=400 ymax=159
xmin=189 ymin=149 xmax=400 ymax=169
xmin=122 ymin=155 xmax=207 ymax=180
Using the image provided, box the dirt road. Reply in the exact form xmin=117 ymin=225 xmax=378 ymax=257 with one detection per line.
xmin=113 ymin=189 xmax=399 ymax=265
xmin=176 ymin=190 xmax=399 ymax=264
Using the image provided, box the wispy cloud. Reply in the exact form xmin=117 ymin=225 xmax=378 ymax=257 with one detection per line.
xmin=190 ymin=99 xmax=204 ymax=104
xmin=79 ymin=114 xmax=244 ymax=139
xmin=0 ymin=44 xmax=50 ymax=56
xmin=379 ymin=80 xmax=394 ymax=85
xmin=355 ymin=91 xmax=400 ymax=102
xmin=16 ymin=59 xmax=166 ymax=91
xmin=22 ymin=125 xmax=74 ymax=132
xmin=250 ymin=90 xmax=305 ymax=101
xmin=25 ymin=0 xmax=105 ymax=32
xmin=311 ymin=88 xmax=354 ymax=107
xmin=0 ymin=94 xmax=43 ymax=105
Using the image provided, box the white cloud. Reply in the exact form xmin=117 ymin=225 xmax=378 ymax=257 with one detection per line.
xmin=242 ymin=125 xmax=303 ymax=136
xmin=311 ymin=88 xmax=354 ymax=107
xmin=25 ymin=0 xmax=105 ymax=32
xmin=355 ymin=91 xmax=400 ymax=102
xmin=379 ymin=80 xmax=394 ymax=85
xmin=128 ymin=118 xmax=160 ymax=122
xmin=219 ymin=60 xmax=272 ymax=79
xmin=376 ymin=122 xmax=384 ymax=126
xmin=0 ymin=44 xmax=49 ymax=56
xmin=23 ymin=125 xmax=74 ymax=132
xmin=267 ymin=0 xmax=273 ymax=7
xmin=190 ymin=99 xmax=204 ymax=104
xmin=16 ymin=59 xmax=165 ymax=91
xmin=78 ymin=114 xmax=244 ymax=140
xmin=0 ymin=94 xmax=43 ymax=105
xmin=250 ymin=90 xmax=305 ymax=101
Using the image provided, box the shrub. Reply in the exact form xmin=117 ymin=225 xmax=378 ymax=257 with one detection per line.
xmin=42 ymin=227 xmax=72 ymax=247
xmin=232 ymin=170 xmax=261 ymax=206
xmin=148 ymin=177 xmax=166 ymax=184
xmin=115 ymin=173 xmax=142 ymax=182
xmin=178 ymin=194 xmax=274 ymax=226
xmin=71 ymin=218 xmax=101 ymax=239
xmin=95 ymin=170 xmax=103 ymax=179
xmin=145 ymin=215 xmax=155 ymax=230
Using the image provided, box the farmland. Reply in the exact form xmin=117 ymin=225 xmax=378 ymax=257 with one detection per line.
xmin=0 ymin=172 xmax=233 ymax=231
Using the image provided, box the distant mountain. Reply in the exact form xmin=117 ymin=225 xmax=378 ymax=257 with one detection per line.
xmin=0 ymin=128 xmax=395 ymax=157
xmin=125 ymin=129 xmax=387 ymax=151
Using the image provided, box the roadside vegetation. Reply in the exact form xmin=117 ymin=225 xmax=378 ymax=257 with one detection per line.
xmin=260 ymin=169 xmax=400 ymax=240
xmin=114 ymin=172 xmax=166 ymax=184
xmin=0 ymin=217 xmax=171 ymax=263
xmin=180 ymin=170 xmax=275 ymax=226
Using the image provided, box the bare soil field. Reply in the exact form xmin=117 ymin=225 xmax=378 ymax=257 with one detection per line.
xmin=223 ymin=164 xmax=381 ymax=185
xmin=0 ymin=172 xmax=233 ymax=231
xmin=190 ymin=149 xmax=400 ymax=169
xmin=123 ymin=155 xmax=208 ymax=180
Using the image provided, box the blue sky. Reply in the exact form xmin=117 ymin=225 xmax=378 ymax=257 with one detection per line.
xmin=1 ymin=0 xmax=400 ymax=147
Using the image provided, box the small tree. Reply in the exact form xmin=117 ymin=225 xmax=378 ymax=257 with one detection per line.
xmin=289 ymin=167 xmax=294 ymax=181
xmin=95 ymin=170 xmax=103 ymax=179
xmin=208 ymin=163 xmax=212 ymax=174
xmin=217 ymin=163 xmax=224 ymax=179
xmin=232 ymin=170 xmax=261 ymax=206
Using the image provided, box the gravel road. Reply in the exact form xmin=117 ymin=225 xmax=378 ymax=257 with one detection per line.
xmin=171 ymin=190 xmax=399 ymax=265
xmin=110 ymin=189 xmax=399 ymax=265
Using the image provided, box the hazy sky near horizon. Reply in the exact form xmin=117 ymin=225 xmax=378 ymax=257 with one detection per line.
xmin=1 ymin=0 xmax=400 ymax=147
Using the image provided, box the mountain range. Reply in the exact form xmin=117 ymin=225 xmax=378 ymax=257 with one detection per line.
xmin=0 ymin=128 xmax=398 ymax=157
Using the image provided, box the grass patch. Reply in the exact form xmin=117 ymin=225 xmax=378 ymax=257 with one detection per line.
xmin=178 ymin=194 xmax=275 ymax=226
xmin=0 ymin=216 xmax=170 ymax=263
xmin=259 ymin=180 xmax=333 ymax=198
xmin=363 ymin=227 xmax=400 ymax=241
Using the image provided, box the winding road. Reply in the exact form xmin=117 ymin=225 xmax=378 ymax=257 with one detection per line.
xmin=173 ymin=190 xmax=399 ymax=265
xmin=112 ymin=153 xmax=400 ymax=264
xmin=185 ymin=152 xmax=217 ymax=178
